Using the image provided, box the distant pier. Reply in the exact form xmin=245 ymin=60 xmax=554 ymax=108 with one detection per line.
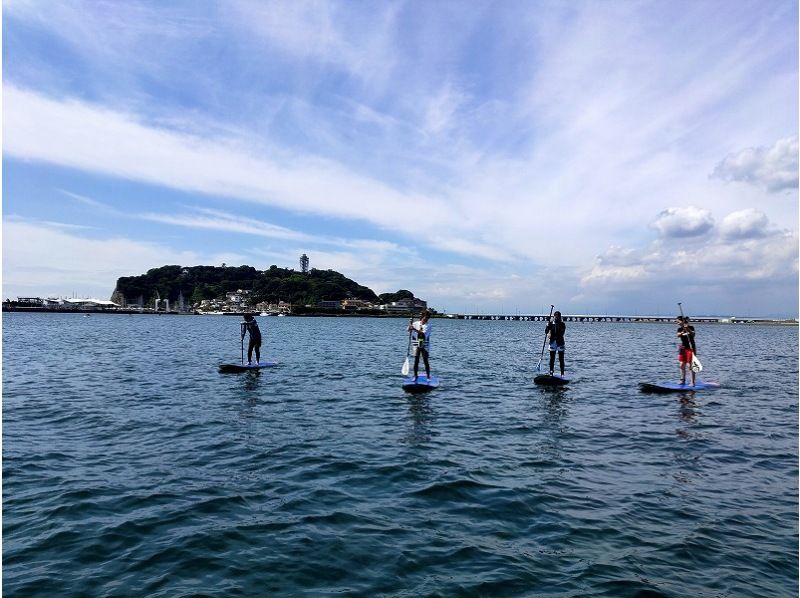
xmin=451 ymin=314 xmax=797 ymax=325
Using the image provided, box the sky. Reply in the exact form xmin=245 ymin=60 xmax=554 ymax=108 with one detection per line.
xmin=2 ymin=0 xmax=798 ymax=317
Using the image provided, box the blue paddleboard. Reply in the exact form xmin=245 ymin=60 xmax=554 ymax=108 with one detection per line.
xmin=534 ymin=374 xmax=571 ymax=386
xmin=639 ymin=380 xmax=720 ymax=393
xmin=402 ymin=374 xmax=440 ymax=394
xmin=219 ymin=360 xmax=278 ymax=373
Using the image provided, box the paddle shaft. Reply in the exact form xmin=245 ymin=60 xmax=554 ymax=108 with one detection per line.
xmin=240 ymin=322 xmax=245 ymax=365
xmin=402 ymin=317 xmax=413 ymax=374
xmin=537 ymin=305 xmax=555 ymax=370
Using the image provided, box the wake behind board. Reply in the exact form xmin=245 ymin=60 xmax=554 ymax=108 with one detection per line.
xmin=534 ymin=374 xmax=571 ymax=386
xmin=402 ymin=374 xmax=439 ymax=394
xmin=639 ymin=380 xmax=720 ymax=393
xmin=219 ymin=360 xmax=278 ymax=373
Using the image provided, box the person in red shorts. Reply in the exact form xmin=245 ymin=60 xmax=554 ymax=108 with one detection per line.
xmin=676 ymin=316 xmax=697 ymax=386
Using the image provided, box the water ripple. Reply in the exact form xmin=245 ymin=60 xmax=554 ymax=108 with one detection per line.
xmin=3 ymin=314 xmax=797 ymax=596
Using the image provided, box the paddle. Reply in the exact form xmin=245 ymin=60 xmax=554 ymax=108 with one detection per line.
xmin=401 ymin=316 xmax=413 ymax=375
xmin=536 ymin=304 xmax=555 ymax=371
xmin=678 ymin=302 xmax=703 ymax=372
xmin=240 ymin=322 xmax=245 ymax=365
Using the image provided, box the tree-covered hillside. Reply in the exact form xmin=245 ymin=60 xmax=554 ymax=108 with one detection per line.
xmin=111 ymin=265 xmax=381 ymax=307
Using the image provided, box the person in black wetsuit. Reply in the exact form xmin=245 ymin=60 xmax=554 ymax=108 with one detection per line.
xmin=241 ymin=314 xmax=262 ymax=365
xmin=545 ymin=310 xmax=566 ymax=377
xmin=676 ymin=316 xmax=697 ymax=385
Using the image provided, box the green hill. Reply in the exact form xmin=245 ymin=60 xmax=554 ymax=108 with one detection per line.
xmin=111 ymin=264 xmax=383 ymax=308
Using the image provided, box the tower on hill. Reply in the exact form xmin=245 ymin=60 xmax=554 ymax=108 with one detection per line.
xmin=300 ymin=253 xmax=309 ymax=274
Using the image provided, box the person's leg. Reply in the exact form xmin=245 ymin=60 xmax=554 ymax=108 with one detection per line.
xmin=690 ymin=352 xmax=696 ymax=386
xmin=559 ymin=351 xmax=565 ymax=376
xmin=247 ymin=339 xmax=254 ymax=364
xmin=679 ymin=357 xmax=686 ymax=384
xmin=421 ymin=349 xmax=430 ymax=379
xmin=413 ymin=348 xmax=421 ymax=380
xmin=254 ymin=341 xmax=261 ymax=364
xmin=549 ymin=351 xmax=555 ymax=375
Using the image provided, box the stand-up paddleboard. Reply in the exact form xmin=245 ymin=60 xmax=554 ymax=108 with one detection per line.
xmin=639 ymin=380 xmax=720 ymax=393
xmin=219 ymin=360 xmax=278 ymax=373
xmin=534 ymin=373 xmax=570 ymax=386
xmin=402 ymin=374 xmax=439 ymax=394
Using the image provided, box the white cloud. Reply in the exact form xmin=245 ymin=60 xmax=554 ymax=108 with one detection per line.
xmin=712 ymin=137 xmax=799 ymax=192
xmin=719 ymin=208 xmax=769 ymax=240
xmin=3 ymin=2 xmax=797 ymax=315
xmin=650 ymin=206 xmax=715 ymax=239
xmin=582 ymin=210 xmax=798 ymax=298
xmin=3 ymin=85 xmax=511 ymax=262
xmin=1 ymin=219 xmax=213 ymax=299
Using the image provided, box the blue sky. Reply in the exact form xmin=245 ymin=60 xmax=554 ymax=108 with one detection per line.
xmin=3 ymin=0 xmax=798 ymax=316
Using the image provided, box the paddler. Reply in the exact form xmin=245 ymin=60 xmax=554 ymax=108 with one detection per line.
xmin=241 ymin=314 xmax=262 ymax=365
xmin=677 ymin=316 xmax=697 ymax=385
xmin=407 ymin=311 xmax=432 ymax=383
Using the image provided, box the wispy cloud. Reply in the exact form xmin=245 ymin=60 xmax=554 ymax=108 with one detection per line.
xmin=2 ymin=219 xmax=213 ymax=298
xmin=4 ymin=86 xmax=501 ymax=252
xmin=140 ymin=207 xmax=411 ymax=255
xmin=3 ymin=1 xmax=797 ymax=314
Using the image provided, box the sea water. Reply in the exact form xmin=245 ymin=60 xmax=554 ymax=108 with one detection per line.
xmin=3 ymin=313 xmax=797 ymax=596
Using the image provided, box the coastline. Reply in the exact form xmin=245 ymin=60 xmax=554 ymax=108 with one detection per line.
xmin=2 ymin=306 xmax=796 ymax=325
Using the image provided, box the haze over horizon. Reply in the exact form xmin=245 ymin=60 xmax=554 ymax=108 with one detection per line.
xmin=3 ymin=0 xmax=798 ymax=317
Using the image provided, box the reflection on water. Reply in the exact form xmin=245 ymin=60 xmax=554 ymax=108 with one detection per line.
xmin=677 ymin=392 xmax=698 ymax=425
xmin=240 ymin=370 xmax=263 ymax=392
xmin=403 ymin=395 xmax=435 ymax=445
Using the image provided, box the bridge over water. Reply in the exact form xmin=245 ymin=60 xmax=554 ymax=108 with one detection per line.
xmin=451 ymin=314 xmax=788 ymax=324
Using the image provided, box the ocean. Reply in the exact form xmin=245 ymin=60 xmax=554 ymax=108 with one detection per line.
xmin=3 ymin=313 xmax=797 ymax=596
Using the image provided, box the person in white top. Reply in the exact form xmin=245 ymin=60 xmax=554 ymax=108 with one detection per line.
xmin=407 ymin=311 xmax=432 ymax=382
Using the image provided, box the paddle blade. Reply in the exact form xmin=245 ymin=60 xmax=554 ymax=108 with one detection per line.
xmin=691 ymin=355 xmax=703 ymax=372
xmin=401 ymin=356 xmax=410 ymax=375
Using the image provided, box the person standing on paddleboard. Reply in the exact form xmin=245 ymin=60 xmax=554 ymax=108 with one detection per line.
xmin=677 ymin=316 xmax=697 ymax=385
xmin=545 ymin=311 xmax=566 ymax=377
xmin=242 ymin=314 xmax=262 ymax=365
xmin=407 ymin=311 xmax=432 ymax=383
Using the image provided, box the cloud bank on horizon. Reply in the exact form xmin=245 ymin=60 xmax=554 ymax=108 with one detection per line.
xmin=3 ymin=0 xmax=797 ymax=316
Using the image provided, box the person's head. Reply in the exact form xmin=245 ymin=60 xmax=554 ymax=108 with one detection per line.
xmin=420 ymin=310 xmax=430 ymax=322
xmin=553 ymin=310 xmax=562 ymax=321
xmin=243 ymin=314 xmax=254 ymax=322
